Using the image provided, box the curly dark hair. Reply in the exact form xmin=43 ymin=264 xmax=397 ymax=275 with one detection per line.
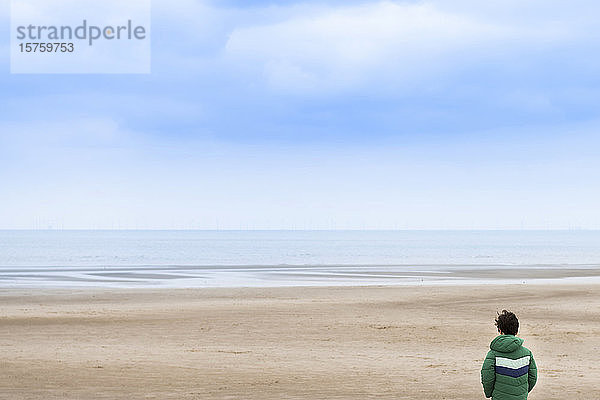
xmin=495 ymin=310 xmax=519 ymax=335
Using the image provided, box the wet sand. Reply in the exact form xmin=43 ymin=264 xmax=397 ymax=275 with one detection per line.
xmin=1 ymin=283 xmax=599 ymax=399
xmin=4 ymin=264 xmax=600 ymax=288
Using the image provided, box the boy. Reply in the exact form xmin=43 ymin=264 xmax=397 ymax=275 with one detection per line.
xmin=481 ymin=310 xmax=537 ymax=399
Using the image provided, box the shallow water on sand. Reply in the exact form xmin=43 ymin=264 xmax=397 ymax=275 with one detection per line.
xmin=1 ymin=230 xmax=600 ymax=287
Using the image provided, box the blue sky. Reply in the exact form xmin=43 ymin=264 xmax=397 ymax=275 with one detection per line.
xmin=1 ymin=0 xmax=600 ymax=229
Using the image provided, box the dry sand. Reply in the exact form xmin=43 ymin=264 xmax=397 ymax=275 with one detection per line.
xmin=1 ymin=283 xmax=599 ymax=399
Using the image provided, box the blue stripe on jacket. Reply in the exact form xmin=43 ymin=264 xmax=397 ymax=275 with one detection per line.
xmin=495 ymin=364 xmax=529 ymax=378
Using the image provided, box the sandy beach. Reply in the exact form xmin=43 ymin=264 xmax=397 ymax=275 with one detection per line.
xmin=2 ymin=283 xmax=599 ymax=399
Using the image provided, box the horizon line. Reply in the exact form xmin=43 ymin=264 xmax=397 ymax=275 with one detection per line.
xmin=1 ymin=228 xmax=599 ymax=232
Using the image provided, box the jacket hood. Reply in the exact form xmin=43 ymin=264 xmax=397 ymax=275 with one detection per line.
xmin=490 ymin=335 xmax=524 ymax=353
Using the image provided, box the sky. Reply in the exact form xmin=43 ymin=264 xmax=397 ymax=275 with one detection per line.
xmin=1 ymin=0 xmax=600 ymax=229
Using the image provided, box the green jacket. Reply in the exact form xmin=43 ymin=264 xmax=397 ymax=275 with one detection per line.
xmin=481 ymin=335 xmax=537 ymax=400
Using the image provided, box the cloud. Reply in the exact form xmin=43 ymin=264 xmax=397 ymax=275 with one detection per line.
xmin=224 ymin=1 xmax=566 ymax=94
xmin=2 ymin=0 xmax=597 ymax=142
xmin=0 ymin=118 xmax=139 ymax=174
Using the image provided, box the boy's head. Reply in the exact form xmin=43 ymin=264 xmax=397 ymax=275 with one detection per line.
xmin=495 ymin=310 xmax=519 ymax=335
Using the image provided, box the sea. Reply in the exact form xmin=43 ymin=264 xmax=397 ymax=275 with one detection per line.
xmin=1 ymin=230 xmax=600 ymax=288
